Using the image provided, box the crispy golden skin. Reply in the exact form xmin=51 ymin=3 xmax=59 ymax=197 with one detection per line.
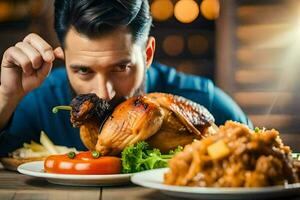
xmin=95 ymin=93 xmax=214 ymax=155
xmin=79 ymin=121 xmax=99 ymax=151
xmin=95 ymin=95 xmax=164 ymax=155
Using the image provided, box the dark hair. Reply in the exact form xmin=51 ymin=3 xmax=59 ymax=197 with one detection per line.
xmin=54 ymin=0 xmax=152 ymax=46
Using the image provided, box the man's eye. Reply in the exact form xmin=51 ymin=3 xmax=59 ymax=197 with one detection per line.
xmin=78 ymin=67 xmax=90 ymax=75
xmin=112 ymin=65 xmax=129 ymax=72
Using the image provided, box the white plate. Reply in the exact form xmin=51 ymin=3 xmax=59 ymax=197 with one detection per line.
xmin=131 ymin=168 xmax=300 ymax=200
xmin=17 ymin=161 xmax=131 ymax=186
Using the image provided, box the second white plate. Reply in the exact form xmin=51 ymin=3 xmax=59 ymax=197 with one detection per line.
xmin=131 ymin=168 xmax=300 ymax=200
xmin=17 ymin=161 xmax=131 ymax=186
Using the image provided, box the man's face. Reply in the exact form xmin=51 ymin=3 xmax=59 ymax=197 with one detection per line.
xmin=63 ymin=27 xmax=149 ymax=100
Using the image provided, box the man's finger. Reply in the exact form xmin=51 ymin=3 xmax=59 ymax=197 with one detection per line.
xmin=15 ymin=42 xmax=43 ymax=70
xmin=54 ymin=47 xmax=65 ymax=60
xmin=23 ymin=33 xmax=54 ymax=63
xmin=2 ymin=46 xmax=33 ymax=75
xmin=36 ymin=60 xmax=53 ymax=79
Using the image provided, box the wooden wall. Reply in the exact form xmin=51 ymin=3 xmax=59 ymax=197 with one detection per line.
xmin=216 ymin=0 xmax=300 ymax=133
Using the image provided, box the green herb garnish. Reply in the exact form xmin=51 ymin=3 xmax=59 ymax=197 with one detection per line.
xmin=254 ymin=127 xmax=260 ymax=133
xmin=67 ymin=151 xmax=76 ymax=159
xmin=91 ymin=150 xmax=101 ymax=159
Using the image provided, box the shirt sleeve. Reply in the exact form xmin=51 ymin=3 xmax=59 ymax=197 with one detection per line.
xmin=210 ymin=86 xmax=253 ymax=128
xmin=0 ymin=92 xmax=40 ymax=157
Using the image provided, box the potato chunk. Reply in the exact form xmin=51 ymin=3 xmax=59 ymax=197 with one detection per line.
xmin=207 ymin=140 xmax=230 ymax=160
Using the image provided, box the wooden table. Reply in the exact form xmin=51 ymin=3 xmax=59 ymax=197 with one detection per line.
xmin=0 ymin=133 xmax=300 ymax=200
xmin=1 ymin=168 xmax=300 ymax=200
xmin=0 ymin=169 xmax=180 ymax=200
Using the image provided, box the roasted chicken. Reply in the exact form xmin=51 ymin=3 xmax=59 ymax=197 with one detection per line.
xmin=70 ymin=93 xmax=216 ymax=156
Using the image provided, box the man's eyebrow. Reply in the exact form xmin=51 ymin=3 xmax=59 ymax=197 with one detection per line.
xmin=69 ymin=59 xmax=132 ymax=69
xmin=69 ymin=64 xmax=91 ymax=69
xmin=108 ymin=59 xmax=132 ymax=67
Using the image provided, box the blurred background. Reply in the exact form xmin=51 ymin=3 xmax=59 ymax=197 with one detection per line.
xmin=1 ymin=0 xmax=300 ymax=145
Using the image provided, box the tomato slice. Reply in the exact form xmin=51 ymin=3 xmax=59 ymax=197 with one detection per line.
xmin=44 ymin=151 xmax=121 ymax=175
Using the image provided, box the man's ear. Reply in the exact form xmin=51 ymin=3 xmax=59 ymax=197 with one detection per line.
xmin=54 ymin=47 xmax=65 ymax=60
xmin=145 ymin=36 xmax=155 ymax=69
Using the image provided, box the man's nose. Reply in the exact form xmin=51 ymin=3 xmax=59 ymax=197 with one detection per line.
xmin=92 ymin=75 xmax=116 ymax=101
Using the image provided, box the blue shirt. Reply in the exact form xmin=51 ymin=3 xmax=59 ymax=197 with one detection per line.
xmin=0 ymin=62 xmax=252 ymax=156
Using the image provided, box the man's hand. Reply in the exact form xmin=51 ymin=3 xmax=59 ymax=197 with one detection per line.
xmin=0 ymin=33 xmax=61 ymax=100
xmin=0 ymin=33 xmax=62 ymax=129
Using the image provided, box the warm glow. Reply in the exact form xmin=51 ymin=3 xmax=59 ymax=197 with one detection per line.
xmin=0 ymin=2 xmax=11 ymax=21
xmin=174 ymin=0 xmax=199 ymax=23
xmin=187 ymin=34 xmax=209 ymax=55
xmin=177 ymin=61 xmax=198 ymax=74
xmin=151 ymin=0 xmax=174 ymax=21
xmin=200 ymin=0 xmax=220 ymax=20
xmin=239 ymin=3 xmax=300 ymax=117
xmin=162 ymin=35 xmax=184 ymax=56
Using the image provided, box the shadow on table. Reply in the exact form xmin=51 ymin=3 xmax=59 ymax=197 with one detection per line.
xmin=101 ymin=185 xmax=187 ymax=200
xmin=24 ymin=178 xmax=100 ymax=190
xmin=101 ymin=185 xmax=300 ymax=200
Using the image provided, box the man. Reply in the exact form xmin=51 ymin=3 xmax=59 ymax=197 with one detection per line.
xmin=0 ymin=0 xmax=251 ymax=156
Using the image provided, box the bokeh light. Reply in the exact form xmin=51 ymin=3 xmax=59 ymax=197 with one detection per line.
xmin=187 ymin=34 xmax=209 ymax=55
xmin=174 ymin=0 xmax=199 ymax=23
xmin=177 ymin=61 xmax=198 ymax=74
xmin=200 ymin=0 xmax=220 ymax=20
xmin=162 ymin=35 xmax=185 ymax=56
xmin=151 ymin=0 xmax=174 ymax=21
xmin=0 ymin=2 xmax=11 ymax=21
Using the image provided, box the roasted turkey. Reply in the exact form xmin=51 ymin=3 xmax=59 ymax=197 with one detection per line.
xmin=70 ymin=93 xmax=217 ymax=156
